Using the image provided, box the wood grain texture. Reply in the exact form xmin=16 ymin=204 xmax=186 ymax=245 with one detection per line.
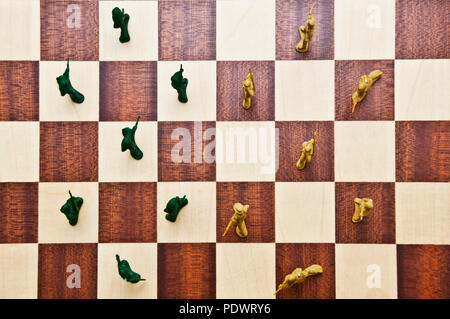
xmin=99 ymin=182 xmax=156 ymax=243
xmin=276 ymin=0 xmax=334 ymax=60
xmin=0 ymin=62 xmax=39 ymax=121
xmin=158 ymin=121 xmax=216 ymax=181
xmin=158 ymin=243 xmax=216 ymax=299
xmin=158 ymin=0 xmax=216 ymax=60
xmin=397 ymin=245 xmax=450 ymax=299
xmin=335 ymin=182 xmax=395 ymax=244
xmin=276 ymin=243 xmax=335 ymax=299
xmin=335 ymin=60 xmax=394 ymax=121
xmin=40 ymin=122 xmax=98 ymax=182
xmin=396 ymin=121 xmax=450 ymax=182
xmin=100 ymin=61 xmax=157 ymax=121
xmin=395 ymin=0 xmax=449 ymax=59
xmin=40 ymin=0 xmax=99 ymax=61
xmin=217 ymin=182 xmax=275 ymax=243
xmin=276 ymin=121 xmax=334 ymax=181
xmin=38 ymin=243 xmax=97 ymax=299
xmin=217 ymin=61 xmax=274 ymax=121
xmin=0 ymin=183 xmax=38 ymax=243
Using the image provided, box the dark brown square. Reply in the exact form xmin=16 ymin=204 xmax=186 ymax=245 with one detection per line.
xmin=0 ymin=183 xmax=38 ymax=243
xmin=217 ymin=61 xmax=274 ymax=121
xmin=100 ymin=61 xmax=157 ymax=121
xmin=38 ymin=243 xmax=97 ymax=299
xmin=276 ymin=0 xmax=334 ymax=60
xmin=397 ymin=245 xmax=450 ymax=299
xmin=276 ymin=243 xmax=335 ymax=299
xmin=335 ymin=60 xmax=394 ymax=121
xmin=217 ymin=182 xmax=275 ymax=243
xmin=158 ymin=243 xmax=215 ymax=299
xmin=335 ymin=183 xmax=395 ymax=244
xmin=276 ymin=121 xmax=334 ymax=181
xmin=396 ymin=121 xmax=450 ymax=182
xmin=396 ymin=0 xmax=449 ymax=59
xmin=40 ymin=122 xmax=98 ymax=182
xmin=41 ymin=0 xmax=99 ymax=61
xmin=158 ymin=121 xmax=216 ymax=181
xmin=99 ymin=182 xmax=156 ymax=243
xmin=159 ymin=0 xmax=216 ymax=60
xmin=0 ymin=62 xmax=39 ymax=121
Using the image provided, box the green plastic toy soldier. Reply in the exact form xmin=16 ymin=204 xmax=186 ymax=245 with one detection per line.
xmin=171 ymin=64 xmax=188 ymax=103
xmin=115 ymin=255 xmax=146 ymax=284
xmin=56 ymin=58 xmax=84 ymax=104
xmin=164 ymin=195 xmax=188 ymax=222
xmin=121 ymin=116 xmax=143 ymax=160
xmin=60 ymin=190 xmax=83 ymax=226
xmin=112 ymin=7 xmax=130 ymax=43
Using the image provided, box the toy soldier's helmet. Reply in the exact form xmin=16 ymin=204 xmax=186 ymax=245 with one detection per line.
xmin=233 ymin=203 xmax=249 ymax=215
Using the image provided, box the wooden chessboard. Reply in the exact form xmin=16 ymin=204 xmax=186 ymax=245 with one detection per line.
xmin=0 ymin=0 xmax=449 ymax=299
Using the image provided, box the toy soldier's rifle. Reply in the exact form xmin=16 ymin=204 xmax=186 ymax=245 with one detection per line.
xmin=222 ymin=218 xmax=236 ymax=237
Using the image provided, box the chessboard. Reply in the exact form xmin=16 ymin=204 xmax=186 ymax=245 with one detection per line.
xmin=0 ymin=0 xmax=449 ymax=300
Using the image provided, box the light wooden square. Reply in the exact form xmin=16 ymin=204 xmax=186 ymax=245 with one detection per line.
xmin=335 ymin=121 xmax=395 ymax=182
xmin=99 ymin=121 xmax=157 ymax=182
xmin=39 ymin=61 xmax=99 ymax=121
xmin=157 ymin=61 xmax=216 ymax=121
xmin=336 ymin=244 xmax=397 ymax=299
xmin=396 ymin=183 xmax=450 ymax=244
xmin=275 ymin=182 xmax=335 ymax=243
xmin=216 ymin=243 xmax=275 ymax=299
xmin=157 ymin=182 xmax=216 ymax=243
xmin=0 ymin=122 xmax=39 ymax=182
xmin=217 ymin=0 xmax=275 ymax=60
xmin=38 ymin=183 xmax=99 ymax=243
xmin=275 ymin=61 xmax=334 ymax=121
xmin=0 ymin=0 xmax=40 ymax=60
xmin=216 ymin=121 xmax=276 ymax=182
xmin=0 ymin=244 xmax=38 ymax=299
xmin=99 ymin=1 xmax=158 ymax=61
xmin=395 ymin=60 xmax=450 ymax=120
xmin=335 ymin=0 xmax=395 ymax=60
xmin=98 ymin=243 xmax=157 ymax=299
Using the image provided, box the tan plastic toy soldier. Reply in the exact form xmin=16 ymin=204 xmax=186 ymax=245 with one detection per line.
xmin=242 ymin=66 xmax=255 ymax=109
xmin=296 ymin=3 xmax=315 ymax=53
xmin=275 ymin=264 xmax=323 ymax=295
xmin=351 ymin=70 xmax=383 ymax=113
xmin=352 ymin=197 xmax=373 ymax=223
xmin=222 ymin=203 xmax=249 ymax=238
xmin=296 ymin=131 xmax=317 ymax=170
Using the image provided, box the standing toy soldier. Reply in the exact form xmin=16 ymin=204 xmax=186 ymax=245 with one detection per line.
xmin=296 ymin=131 xmax=317 ymax=170
xmin=171 ymin=64 xmax=189 ymax=103
xmin=223 ymin=203 xmax=249 ymax=238
xmin=275 ymin=264 xmax=323 ymax=295
xmin=242 ymin=66 xmax=255 ymax=109
xmin=296 ymin=3 xmax=316 ymax=53
xmin=351 ymin=70 xmax=383 ymax=113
